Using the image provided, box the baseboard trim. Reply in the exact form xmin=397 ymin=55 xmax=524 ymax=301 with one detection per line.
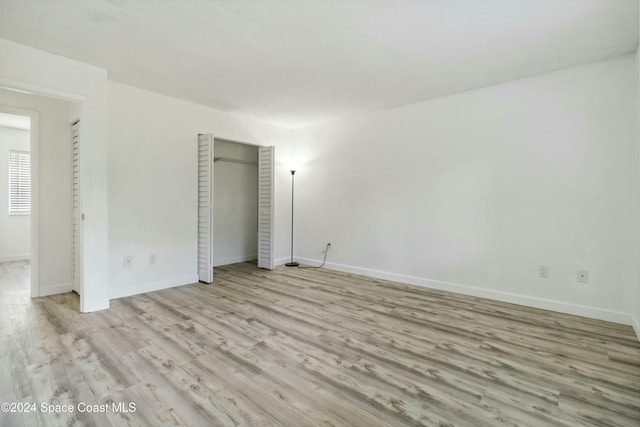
xmin=109 ymin=275 xmax=199 ymax=300
xmin=295 ymin=257 xmax=632 ymax=326
xmin=0 ymin=254 xmax=30 ymax=263
xmin=275 ymin=257 xmax=291 ymax=266
xmin=39 ymin=282 xmax=72 ymax=297
xmin=214 ymin=254 xmax=257 ymax=267
xmin=632 ymin=316 xmax=640 ymax=342
xmin=82 ymin=300 xmax=110 ymax=313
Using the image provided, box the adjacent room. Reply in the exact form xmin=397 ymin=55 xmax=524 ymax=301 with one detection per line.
xmin=0 ymin=1 xmax=639 ymax=425
xmin=0 ymin=112 xmax=30 ymax=264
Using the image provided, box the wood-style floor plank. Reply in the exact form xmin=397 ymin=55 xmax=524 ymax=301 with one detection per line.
xmin=1 ymin=260 xmax=639 ymax=426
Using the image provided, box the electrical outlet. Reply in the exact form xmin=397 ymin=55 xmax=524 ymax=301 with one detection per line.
xmin=577 ymin=270 xmax=589 ymax=283
xmin=150 ymin=254 xmax=157 ymax=265
xmin=123 ymin=256 xmax=133 ymax=268
xmin=538 ymin=265 xmax=549 ymax=279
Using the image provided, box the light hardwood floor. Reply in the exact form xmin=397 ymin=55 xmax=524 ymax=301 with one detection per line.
xmin=0 ymin=260 xmax=639 ymax=426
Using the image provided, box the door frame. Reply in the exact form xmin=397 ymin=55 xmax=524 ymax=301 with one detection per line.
xmin=0 ymin=105 xmax=40 ymax=298
xmin=1 ymin=72 xmax=108 ymax=313
xmin=0 ymin=82 xmax=87 ymax=310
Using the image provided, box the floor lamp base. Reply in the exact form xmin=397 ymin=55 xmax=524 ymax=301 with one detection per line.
xmin=285 ymin=261 xmax=299 ymax=267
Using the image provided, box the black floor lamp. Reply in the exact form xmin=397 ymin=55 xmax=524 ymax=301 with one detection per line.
xmin=286 ymin=170 xmax=299 ymax=267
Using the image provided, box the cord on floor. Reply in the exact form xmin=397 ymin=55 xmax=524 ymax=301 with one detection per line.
xmin=299 ymin=243 xmax=331 ymax=269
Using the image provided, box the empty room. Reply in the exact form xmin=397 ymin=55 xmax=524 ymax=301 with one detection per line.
xmin=1 ymin=0 xmax=639 ymax=426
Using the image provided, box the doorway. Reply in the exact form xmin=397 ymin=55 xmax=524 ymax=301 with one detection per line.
xmin=0 ymin=112 xmax=32 ymax=299
xmin=197 ymin=134 xmax=275 ymax=283
xmin=213 ymin=139 xmax=259 ymax=267
xmin=1 ymin=92 xmax=82 ymax=302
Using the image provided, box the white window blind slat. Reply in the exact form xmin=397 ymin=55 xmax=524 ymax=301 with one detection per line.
xmin=8 ymin=150 xmax=31 ymax=215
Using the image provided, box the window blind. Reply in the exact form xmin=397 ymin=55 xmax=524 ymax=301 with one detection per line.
xmin=9 ymin=150 xmax=31 ymax=215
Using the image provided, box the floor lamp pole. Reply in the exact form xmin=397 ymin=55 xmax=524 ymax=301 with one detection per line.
xmin=286 ymin=170 xmax=299 ymax=267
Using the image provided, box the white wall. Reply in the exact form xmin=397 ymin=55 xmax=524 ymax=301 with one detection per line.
xmin=293 ymin=54 xmax=637 ymax=324
xmin=0 ymin=126 xmax=30 ymax=262
xmin=633 ymin=30 xmax=640 ymax=338
xmin=4 ymin=39 xmax=636 ymax=329
xmin=213 ymin=140 xmax=258 ymax=267
xmin=0 ymin=90 xmax=74 ymax=295
xmin=108 ymin=82 xmax=292 ymax=299
xmin=1 ymin=39 xmax=109 ymax=312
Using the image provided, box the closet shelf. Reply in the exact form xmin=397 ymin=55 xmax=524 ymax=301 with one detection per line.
xmin=213 ymin=156 xmax=258 ymax=165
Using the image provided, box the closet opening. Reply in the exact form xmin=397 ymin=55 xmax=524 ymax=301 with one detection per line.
xmin=213 ymin=139 xmax=259 ymax=267
xmin=197 ymin=134 xmax=274 ymax=283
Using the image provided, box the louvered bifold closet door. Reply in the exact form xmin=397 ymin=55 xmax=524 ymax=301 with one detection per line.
xmin=197 ymin=134 xmax=214 ymax=283
xmin=257 ymin=146 xmax=275 ymax=269
xmin=71 ymin=120 xmax=82 ymax=294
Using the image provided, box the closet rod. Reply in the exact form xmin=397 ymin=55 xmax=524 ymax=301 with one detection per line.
xmin=213 ymin=157 xmax=258 ymax=166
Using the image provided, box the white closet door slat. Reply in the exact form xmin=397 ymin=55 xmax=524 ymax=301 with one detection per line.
xmin=197 ymin=134 xmax=214 ymax=283
xmin=257 ymin=146 xmax=275 ymax=270
xmin=71 ymin=120 xmax=82 ymax=294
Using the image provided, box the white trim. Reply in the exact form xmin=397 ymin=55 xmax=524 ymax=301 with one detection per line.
xmin=632 ymin=316 xmax=640 ymax=342
xmin=109 ymin=275 xmax=199 ymax=300
xmin=0 ymin=105 xmax=39 ymax=298
xmin=0 ymin=254 xmax=30 ymax=262
xmin=275 ymin=256 xmax=290 ymax=266
xmin=82 ymin=300 xmax=110 ymax=312
xmin=0 ymin=79 xmax=87 ymax=103
xmin=214 ymin=254 xmax=257 ymax=267
xmin=39 ymin=282 xmax=72 ymax=297
xmin=295 ymin=257 xmax=633 ymax=326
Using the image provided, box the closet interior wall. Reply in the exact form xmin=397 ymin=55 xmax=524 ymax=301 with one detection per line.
xmin=213 ymin=139 xmax=259 ymax=267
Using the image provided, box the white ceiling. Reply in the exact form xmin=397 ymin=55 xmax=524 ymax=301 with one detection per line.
xmin=1 ymin=0 xmax=638 ymax=129
xmin=0 ymin=112 xmax=30 ymax=130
